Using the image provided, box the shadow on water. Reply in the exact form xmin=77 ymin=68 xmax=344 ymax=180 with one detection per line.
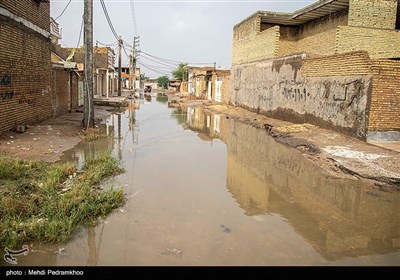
xmin=7 ymin=99 xmax=400 ymax=266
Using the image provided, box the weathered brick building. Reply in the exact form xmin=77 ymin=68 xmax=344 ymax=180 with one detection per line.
xmin=232 ymin=0 xmax=400 ymax=141
xmin=0 ymin=0 xmax=51 ymax=134
xmin=53 ymin=45 xmax=117 ymax=98
xmin=186 ymin=65 xmax=231 ymax=103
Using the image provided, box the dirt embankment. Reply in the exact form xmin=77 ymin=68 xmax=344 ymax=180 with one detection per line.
xmin=183 ymin=98 xmax=400 ymax=189
xmin=0 ymin=106 xmax=114 ymax=162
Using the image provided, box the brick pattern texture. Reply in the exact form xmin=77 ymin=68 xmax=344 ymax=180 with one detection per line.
xmin=0 ymin=0 xmax=51 ymax=134
xmin=279 ymin=10 xmax=348 ymax=57
xmin=232 ymin=16 xmax=279 ymax=65
xmin=335 ymin=26 xmax=400 ymax=59
xmin=369 ymin=60 xmax=400 ymax=131
xmin=302 ymin=51 xmax=371 ymax=77
xmin=349 ymin=0 xmax=398 ymax=29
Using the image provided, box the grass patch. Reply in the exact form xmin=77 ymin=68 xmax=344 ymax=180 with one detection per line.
xmin=119 ymin=100 xmax=129 ymax=107
xmin=0 ymin=152 xmax=125 ymax=249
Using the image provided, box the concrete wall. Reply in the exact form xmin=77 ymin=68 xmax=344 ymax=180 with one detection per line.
xmin=230 ymin=54 xmax=372 ymax=139
xmin=349 ymin=0 xmax=398 ymax=29
xmin=0 ymin=0 xmax=51 ymax=134
xmin=335 ymin=26 xmax=400 ymax=59
xmin=232 ymin=15 xmax=279 ymax=65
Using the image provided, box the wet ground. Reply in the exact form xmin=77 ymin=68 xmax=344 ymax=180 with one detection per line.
xmin=5 ymin=96 xmax=400 ymax=266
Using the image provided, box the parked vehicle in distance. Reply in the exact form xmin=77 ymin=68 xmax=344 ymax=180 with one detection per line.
xmin=144 ymin=85 xmax=152 ymax=93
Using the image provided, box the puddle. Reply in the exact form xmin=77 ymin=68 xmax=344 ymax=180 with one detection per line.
xmin=4 ymin=98 xmax=400 ymax=266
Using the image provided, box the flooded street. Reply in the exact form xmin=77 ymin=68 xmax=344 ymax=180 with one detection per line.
xmin=12 ymin=97 xmax=400 ymax=266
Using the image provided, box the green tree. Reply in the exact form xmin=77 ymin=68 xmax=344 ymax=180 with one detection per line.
xmin=172 ymin=63 xmax=188 ymax=81
xmin=157 ymin=75 xmax=169 ymax=89
xmin=140 ymin=73 xmax=149 ymax=80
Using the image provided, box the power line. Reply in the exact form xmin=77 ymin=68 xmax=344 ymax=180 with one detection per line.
xmin=139 ymin=54 xmax=178 ymax=68
xmin=76 ymin=15 xmax=84 ymax=49
xmin=140 ymin=50 xmax=213 ymax=66
xmin=100 ymin=0 xmax=119 ymax=41
xmin=54 ymin=0 xmax=72 ymax=21
xmin=96 ymin=40 xmax=118 ymax=47
xmin=130 ymin=0 xmax=139 ymax=36
xmin=138 ymin=61 xmax=170 ymax=76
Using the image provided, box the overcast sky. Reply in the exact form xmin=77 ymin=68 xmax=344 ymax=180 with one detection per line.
xmin=51 ymin=0 xmax=313 ymax=78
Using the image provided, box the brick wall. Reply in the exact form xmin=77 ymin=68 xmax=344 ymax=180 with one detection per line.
xmin=60 ymin=47 xmax=111 ymax=69
xmin=349 ymin=0 xmax=398 ymax=29
xmin=368 ymin=60 xmax=400 ymax=131
xmin=232 ymin=15 xmax=279 ymax=65
xmin=50 ymin=69 xmax=79 ymax=117
xmin=0 ymin=12 xmax=51 ymax=134
xmin=51 ymin=68 xmax=69 ymax=117
xmin=302 ymin=51 xmax=371 ymax=77
xmin=335 ymin=26 xmax=400 ymax=59
xmin=0 ymin=0 xmax=50 ymax=31
xmin=279 ymin=10 xmax=348 ymax=57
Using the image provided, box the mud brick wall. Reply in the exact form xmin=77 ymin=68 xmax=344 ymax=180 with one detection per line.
xmin=232 ymin=15 xmax=279 ymax=65
xmin=62 ymin=47 xmax=111 ymax=69
xmin=221 ymin=73 xmax=231 ymax=105
xmin=279 ymin=10 xmax=348 ymax=57
xmin=348 ymin=0 xmax=398 ymax=29
xmin=230 ymin=54 xmax=372 ymax=139
xmin=51 ymin=67 xmax=80 ymax=117
xmin=51 ymin=68 xmax=69 ymax=117
xmin=0 ymin=1 xmax=51 ymax=134
xmin=70 ymin=73 xmax=79 ymax=110
xmin=335 ymin=26 xmax=400 ymax=59
xmin=368 ymin=60 xmax=400 ymax=132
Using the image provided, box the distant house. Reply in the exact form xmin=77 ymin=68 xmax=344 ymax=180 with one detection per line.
xmin=52 ymin=45 xmax=117 ymax=98
xmin=185 ymin=65 xmax=231 ymax=103
xmin=50 ymin=51 xmax=81 ymax=117
xmin=115 ymin=66 xmax=141 ymax=90
xmin=168 ymin=80 xmax=181 ymax=92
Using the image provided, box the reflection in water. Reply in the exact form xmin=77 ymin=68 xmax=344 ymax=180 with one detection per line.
xmin=11 ymin=100 xmax=399 ymax=266
xmin=186 ymin=106 xmax=400 ymax=260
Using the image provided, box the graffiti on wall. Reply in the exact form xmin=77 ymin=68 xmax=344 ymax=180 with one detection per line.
xmin=232 ymin=59 xmax=371 ymax=138
xmin=0 ymin=74 xmax=11 ymax=86
xmin=0 ymin=91 xmax=14 ymax=100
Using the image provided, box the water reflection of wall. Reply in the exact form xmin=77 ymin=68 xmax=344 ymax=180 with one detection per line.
xmin=185 ymin=106 xmax=400 ymax=260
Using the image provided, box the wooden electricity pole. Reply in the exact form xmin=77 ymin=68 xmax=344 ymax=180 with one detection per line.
xmin=118 ymin=35 xmax=122 ymax=96
xmin=83 ymin=0 xmax=94 ymax=128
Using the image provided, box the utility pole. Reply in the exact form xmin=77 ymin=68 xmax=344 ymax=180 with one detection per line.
xmin=83 ymin=0 xmax=94 ymax=128
xmin=118 ymin=35 xmax=122 ymax=96
xmin=129 ymin=53 xmax=133 ymax=92
xmin=133 ymin=36 xmax=139 ymax=93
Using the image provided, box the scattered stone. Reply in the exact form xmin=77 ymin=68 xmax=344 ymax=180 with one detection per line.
xmin=16 ymin=125 xmax=26 ymax=133
xmin=161 ymin=248 xmax=183 ymax=256
xmin=54 ymin=247 xmax=65 ymax=255
xmin=220 ymin=224 xmax=231 ymax=233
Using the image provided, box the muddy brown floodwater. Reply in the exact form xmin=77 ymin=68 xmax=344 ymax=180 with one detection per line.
xmin=6 ymin=96 xmax=400 ymax=266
